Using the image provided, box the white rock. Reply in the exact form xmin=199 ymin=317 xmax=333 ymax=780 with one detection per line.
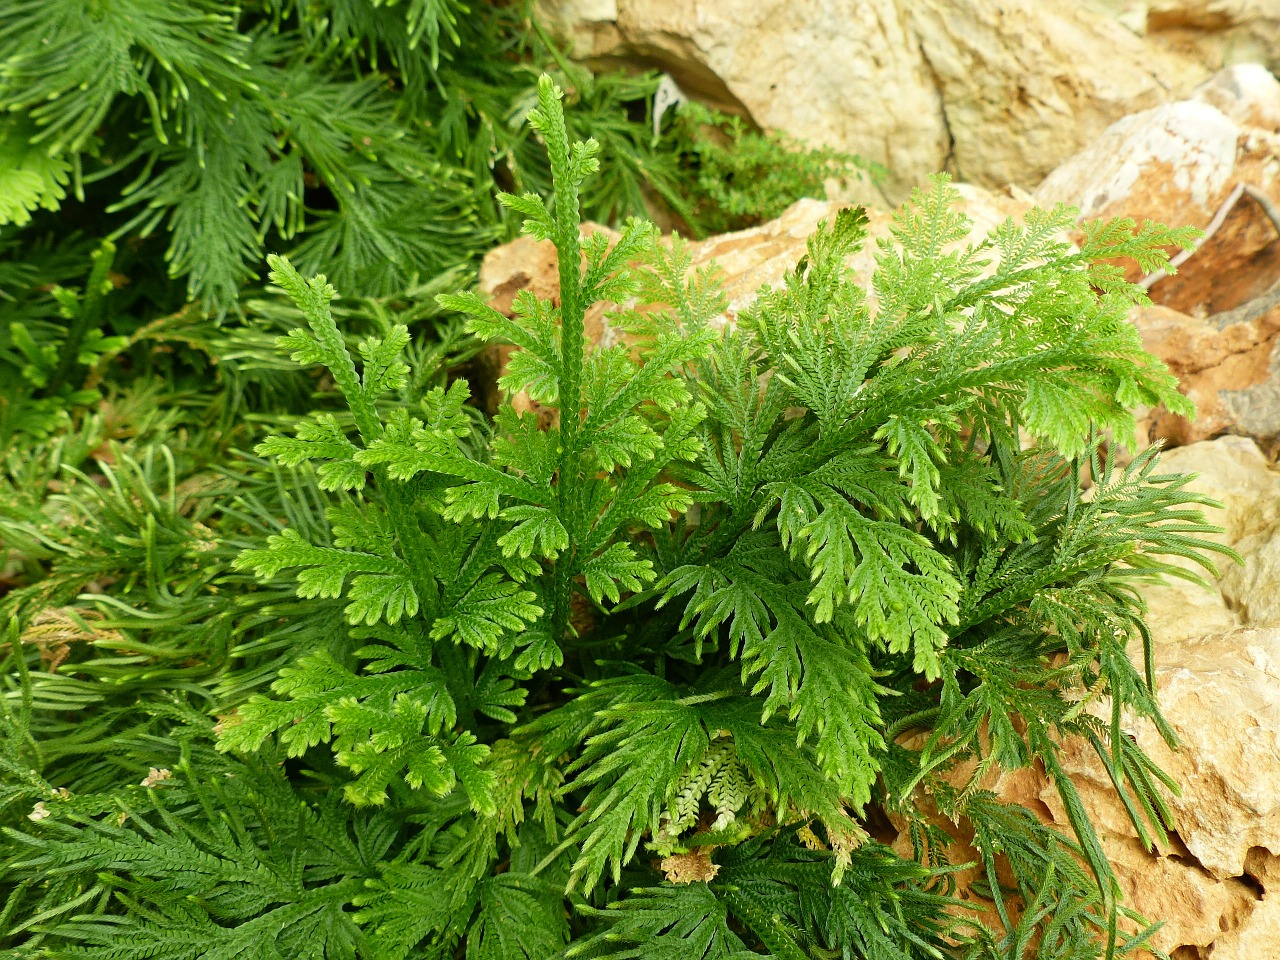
xmin=539 ymin=0 xmax=1205 ymax=203
xmin=903 ymin=0 xmax=1206 ymax=193
xmin=1140 ymin=628 xmax=1280 ymax=879
xmin=1035 ymin=99 xmax=1240 ymax=220
xmin=1193 ymin=61 xmax=1280 ymax=130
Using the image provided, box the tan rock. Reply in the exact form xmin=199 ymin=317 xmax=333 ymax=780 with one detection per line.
xmin=902 ymin=0 xmax=1205 ymax=192
xmin=538 ymin=0 xmax=1204 ymax=203
xmin=1152 ymin=67 xmax=1280 ymax=320
xmin=1134 ymin=293 xmax=1280 ymax=446
xmin=1146 ymin=2 xmax=1280 ymax=75
xmin=539 ymin=0 xmax=948 ymax=206
xmin=1139 ymin=436 xmax=1280 ymax=641
xmin=1035 ymin=98 xmax=1241 ymax=228
xmin=1090 ymin=1 xmax=1280 ymax=65
xmin=1123 ymin=627 xmax=1280 ymax=881
xmin=1043 ymin=736 xmax=1264 ymax=957
xmin=1157 ymin=435 xmax=1280 ymax=545
xmin=1211 ymin=894 xmax=1280 ymax=960
xmin=901 ymin=627 xmax=1280 ymax=956
xmin=1035 ymin=67 xmax=1280 ymax=449
xmin=1137 ymin=559 xmax=1240 ymax=650
xmin=1086 ymin=0 xmax=1153 ymax=36
xmin=1193 ymin=62 xmax=1280 ymax=130
xmin=1034 ymin=66 xmax=1280 ymax=316
xmin=1225 ymin=534 xmax=1280 ymax=649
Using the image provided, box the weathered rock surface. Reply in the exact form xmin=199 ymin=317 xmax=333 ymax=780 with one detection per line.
xmin=1072 ymin=438 xmax=1280 ymax=955
xmin=1051 ymin=627 xmax=1280 ymax=957
xmin=880 ymin=435 xmax=1280 ymax=957
xmin=538 ymin=0 xmax=1204 ymax=203
xmin=1193 ymin=60 xmax=1280 ymax=129
xmin=889 ymin=625 xmax=1280 ymax=957
xmin=903 ymin=1 xmax=1204 ymax=196
xmin=538 ymin=0 xmax=946 ymax=206
xmin=1134 ymin=291 xmax=1280 ymax=446
xmin=1035 ymin=65 xmax=1280 ymax=312
xmin=1093 ymin=0 xmax=1280 ymax=74
xmin=1137 ymin=436 xmax=1280 ymax=643
xmin=1035 ymin=97 xmax=1242 ymax=244
xmin=1036 ymin=65 xmax=1280 ymax=444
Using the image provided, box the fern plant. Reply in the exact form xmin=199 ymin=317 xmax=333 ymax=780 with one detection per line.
xmin=4 ymin=74 xmax=1233 ymax=959
xmin=0 ymin=0 xmax=858 ymax=317
xmin=662 ymin=99 xmax=875 ymax=234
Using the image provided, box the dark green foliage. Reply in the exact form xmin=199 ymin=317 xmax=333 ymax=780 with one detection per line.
xmin=0 ymin=47 xmax=1231 ymax=960
xmin=663 ymin=101 xmax=874 ymax=234
xmin=0 ymin=0 xmax=855 ymax=502
xmin=0 ymin=0 xmax=856 ymax=316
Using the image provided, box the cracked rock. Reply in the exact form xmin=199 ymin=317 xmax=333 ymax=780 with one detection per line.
xmin=537 ymin=0 xmax=1203 ymax=203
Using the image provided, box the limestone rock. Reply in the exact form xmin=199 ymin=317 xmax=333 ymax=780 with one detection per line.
xmin=538 ymin=0 xmax=1204 ymax=203
xmin=897 ymin=626 xmax=1280 ymax=956
xmin=539 ymin=0 xmax=948 ymax=206
xmin=902 ymin=0 xmax=1205 ymax=193
xmin=1035 ymin=97 xmax=1241 ymax=235
xmin=1140 ymin=436 xmax=1280 ymax=642
xmin=1123 ymin=628 xmax=1280 ymax=880
xmin=1210 ymin=891 xmax=1280 ymax=960
xmin=1036 ymin=66 xmax=1280 ymax=447
xmin=1035 ymin=66 xmax=1280 ymax=315
xmin=1193 ymin=61 xmax=1280 ymax=129
xmin=1053 ymin=627 xmax=1280 ymax=956
xmin=1134 ymin=292 xmax=1280 ymax=446
xmin=1158 ymin=434 xmax=1280 ymax=548
xmin=1103 ymin=1 xmax=1280 ymax=75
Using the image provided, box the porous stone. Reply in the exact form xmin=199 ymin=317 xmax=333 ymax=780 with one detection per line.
xmin=1138 ymin=436 xmax=1280 ymax=642
xmin=1134 ymin=293 xmax=1280 ymax=447
xmin=537 ymin=0 xmax=1204 ymax=203
xmin=1094 ymin=1 xmax=1280 ymax=74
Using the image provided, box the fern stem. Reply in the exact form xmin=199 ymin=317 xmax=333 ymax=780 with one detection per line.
xmin=381 ymin=478 xmax=440 ymax=620
xmin=884 ymin=706 xmax=940 ymax=742
xmin=45 ymin=240 xmax=115 ymax=396
xmin=542 ymin=76 xmax=588 ymax=641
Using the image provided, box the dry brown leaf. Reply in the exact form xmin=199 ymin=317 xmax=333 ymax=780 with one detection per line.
xmin=659 ymin=849 xmax=720 ymax=885
xmin=21 ymin=607 xmax=122 ymax=672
